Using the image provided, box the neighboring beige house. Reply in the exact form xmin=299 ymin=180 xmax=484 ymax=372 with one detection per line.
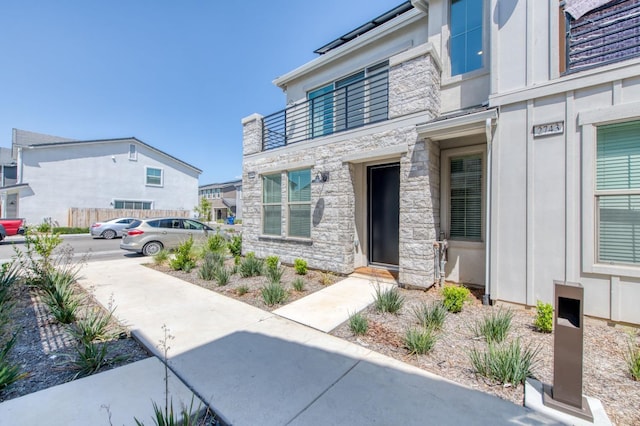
xmin=1 ymin=129 xmax=201 ymax=226
xmin=198 ymin=179 xmax=242 ymax=221
xmin=242 ymin=0 xmax=640 ymax=325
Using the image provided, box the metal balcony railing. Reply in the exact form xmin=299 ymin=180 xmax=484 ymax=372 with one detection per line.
xmin=262 ymin=70 xmax=389 ymax=151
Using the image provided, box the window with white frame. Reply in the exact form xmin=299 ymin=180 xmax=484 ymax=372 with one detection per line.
xmin=288 ymin=169 xmax=312 ymax=238
xmin=146 ymin=167 xmax=163 ymax=186
xmin=261 ymin=169 xmax=312 ymax=238
xmin=129 ymin=144 xmax=137 ymax=161
xmin=450 ymin=0 xmax=484 ymax=76
xmin=262 ymin=173 xmax=282 ymax=235
xmin=449 ymin=154 xmax=483 ymax=240
xmin=596 ymin=121 xmax=640 ymax=265
xmin=114 ymin=200 xmax=151 ymax=210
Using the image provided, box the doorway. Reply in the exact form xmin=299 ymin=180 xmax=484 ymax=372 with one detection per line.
xmin=367 ymin=163 xmax=400 ymax=266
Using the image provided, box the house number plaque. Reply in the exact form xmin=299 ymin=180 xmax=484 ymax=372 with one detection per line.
xmin=533 ymin=121 xmax=564 ymax=137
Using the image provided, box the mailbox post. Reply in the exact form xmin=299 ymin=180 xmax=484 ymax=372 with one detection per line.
xmin=543 ymin=280 xmax=593 ymax=421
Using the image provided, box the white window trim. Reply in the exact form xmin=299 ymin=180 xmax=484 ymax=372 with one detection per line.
xmin=580 ymin=101 xmax=640 ymax=278
xmin=440 ymin=144 xmax=486 ymax=247
xmin=260 ymin=167 xmax=313 ymax=241
xmin=441 ymin=0 xmax=490 ymax=84
xmin=129 ymin=143 xmax=137 ymax=161
xmin=145 ymin=166 xmax=164 ymax=187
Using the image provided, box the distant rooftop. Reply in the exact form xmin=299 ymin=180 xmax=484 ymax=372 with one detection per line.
xmin=313 ymin=1 xmax=414 ymax=55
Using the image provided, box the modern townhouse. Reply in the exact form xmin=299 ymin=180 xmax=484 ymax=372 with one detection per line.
xmin=242 ymin=0 xmax=640 ymax=325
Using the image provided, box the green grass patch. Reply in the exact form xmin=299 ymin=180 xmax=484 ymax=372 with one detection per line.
xmin=374 ymin=285 xmax=404 ymax=314
xmin=468 ymin=339 xmax=540 ymax=387
xmin=261 ymin=281 xmax=288 ymax=306
xmin=472 ymin=308 xmax=513 ymax=344
xmin=348 ymin=312 xmax=368 ymax=335
xmin=412 ymin=301 xmax=447 ymax=330
xmin=404 ymin=327 xmax=437 ymax=355
xmin=292 ymin=277 xmax=305 ymax=292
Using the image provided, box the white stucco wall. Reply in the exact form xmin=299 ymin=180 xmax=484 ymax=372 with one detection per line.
xmin=18 ymin=140 xmax=199 ymax=226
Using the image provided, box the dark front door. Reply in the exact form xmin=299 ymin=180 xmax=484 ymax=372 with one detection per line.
xmin=368 ymin=163 xmax=400 ymax=266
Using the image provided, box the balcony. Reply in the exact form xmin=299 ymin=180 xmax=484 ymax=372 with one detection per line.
xmin=262 ymin=69 xmax=389 ymax=151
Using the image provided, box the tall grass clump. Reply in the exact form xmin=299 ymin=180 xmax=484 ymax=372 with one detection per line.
xmin=69 ymin=306 xmax=117 ymax=345
xmin=42 ymin=272 xmax=80 ymax=324
xmin=294 ymin=258 xmax=308 ymax=275
xmin=404 ymin=327 xmax=437 ymax=355
xmin=239 ymin=253 xmax=263 ymax=277
xmin=169 ymin=238 xmax=196 ymax=272
xmin=625 ymin=337 xmax=640 ymax=381
xmin=472 ymin=308 xmax=513 ymax=344
xmin=198 ymin=252 xmax=223 ymax=281
xmin=68 ymin=342 xmax=111 ymax=379
xmin=214 ymin=267 xmax=232 ymax=286
xmin=236 ymin=285 xmax=249 ymax=296
xmin=374 ymin=285 xmax=404 ymax=314
xmin=348 ymin=312 xmax=368 ymax=335
xmin=412 ymin=301 xmax=447 ymax=330
xmin=261 ymin=281 xmax=288 ymax=306
xmin=468 ymin=339 xmax=540 ymax=387
xmin=534 ymin=300 xmax=553 ymax=333
xmin=442 ymin=285 xmax=471 ymax=313
xmin=292 ymin=277 xmax=305 ymax=292
xmin=0 ymin=335 xmax=27 ymax=389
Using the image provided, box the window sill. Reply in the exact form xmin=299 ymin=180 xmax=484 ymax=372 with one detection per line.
xmin=146 ymin=184 xmax=163 ymax=188
xmin=441 ymin=68 xmax=489 ymax=88
xmin=259 ymin=235 xmax=313 ymax=245
xmin=585 ymin=262 xmax=640 ymax=279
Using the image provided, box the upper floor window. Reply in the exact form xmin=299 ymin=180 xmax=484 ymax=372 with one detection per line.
xmin=450 ymin=0 xmax=484 ymax=76
xmin=146 ymin=167 xmax=163 ymax=186
xmin=129 ymin=144 xmax=137 ymax=161
xmin=307 ymin=62 xmax=389 ymax=139
xmin=561 ymin=0 xmax=640 ymax=74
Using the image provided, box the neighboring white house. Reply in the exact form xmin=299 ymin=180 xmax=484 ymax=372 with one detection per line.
xmin=242 ymin=0 xmax=640 ymax=325
xmin=1 ymin=129 xmax=201 ymax=226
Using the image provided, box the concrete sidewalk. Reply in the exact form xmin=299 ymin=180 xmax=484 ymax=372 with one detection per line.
xmin=0 ymin=258 xmax=558 ymax=425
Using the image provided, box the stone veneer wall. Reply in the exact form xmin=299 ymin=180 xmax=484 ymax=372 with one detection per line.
xmin=242 ymin=51 xmax=442 ymax=288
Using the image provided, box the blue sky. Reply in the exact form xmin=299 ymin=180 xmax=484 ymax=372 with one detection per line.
xmin=0 ymin=1 xmax=403 ymax=185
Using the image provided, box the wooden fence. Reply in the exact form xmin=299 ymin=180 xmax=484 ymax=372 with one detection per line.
xmin=68 ymin=208 xmax=191 ymax=228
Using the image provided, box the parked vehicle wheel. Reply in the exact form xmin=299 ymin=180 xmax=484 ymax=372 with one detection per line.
xmin=142 ymin=241 xmax=163 ymax=256
xmin=102 ymin=229 xmax=117 ymax=240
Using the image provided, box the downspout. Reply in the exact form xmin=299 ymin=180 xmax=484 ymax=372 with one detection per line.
xmin=483 ymin=118 xmax=493 ymax=305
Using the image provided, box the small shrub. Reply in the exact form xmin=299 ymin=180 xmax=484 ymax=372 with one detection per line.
xmin=205 ymin=233 xmax=227 ymax=254
xmin=625 ymin=337 xmax=640 ymax=381
xmin=228 ymin=235 xmax=242 ymax=258
xmin=442 ymin=285 xmax=471 ymax=313
xmin=534 ymin=300 xmax=553 ymax=333
xmin=472 ymin=308 xmax=513 ymax=344
xmin=404 ymin=327 xmax=437 ymax=355
xmin=69 ymin=306 xmax=117 ymax=345
xmin=234 ymin=255 xmax=241 ymax=265
xmin=36 ymin=222 xmax=51 ymax=233
xmin=374 ymin=285 xmax=404 ymax=314
xmin=214 ymin=267 xmax=231 ymax=286
xmin=169 ymin=238 xmax=197 ymax=272
xmin=412 ymin=301 xmax=447 ymax=331
xmin=265 ymin=255 xmax=280 ymax=273
xmin=292 ymin=277 xmax=305 ymax=292
xmin=468 ymin=339 xmax=540 ymax=387
xmin=348 ymin=312 xmax=368 ymax=335
xmin=153 ymin=249 xmax=170 ymax=265
xmin=239 ymin=255 xmax=264 ymax=278
xmin=294 ymin=258 xmax=308 ymax=275
xmin=261 ymin=282 xmax=288 ymax=306
xmin=236 ymin=285 xmax=249 ymax=296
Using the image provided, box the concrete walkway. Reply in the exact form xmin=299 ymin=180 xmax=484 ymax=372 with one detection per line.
xmin=0 ymin=258 xmax=559 ymax=425
xmin=274 ymin=276 xmax=393 ymax=332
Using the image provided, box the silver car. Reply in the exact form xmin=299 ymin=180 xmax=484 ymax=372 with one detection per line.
xmin=90 ymin=217 xmax=137 ymax=239
xmin=120 ymin=217 xmax=214 ymax=256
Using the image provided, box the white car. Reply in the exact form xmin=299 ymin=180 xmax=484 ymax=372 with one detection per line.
xmin=90 ymin=217 xmax=137 ymax=239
